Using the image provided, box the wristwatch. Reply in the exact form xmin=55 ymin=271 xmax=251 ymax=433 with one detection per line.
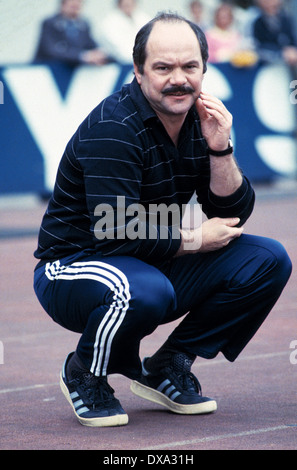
xmin=207 ymin=139 xmax=233 ymax=157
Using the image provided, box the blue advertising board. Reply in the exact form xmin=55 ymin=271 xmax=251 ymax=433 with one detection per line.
xmin=0 ymin=61 xmax=296 ymax=195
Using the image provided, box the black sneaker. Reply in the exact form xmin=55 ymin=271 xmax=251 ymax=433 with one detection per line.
xmin=130 ymin=353 xmax=217 ymax=414
xmin=60 ymin=353 xmax=128 ymax=427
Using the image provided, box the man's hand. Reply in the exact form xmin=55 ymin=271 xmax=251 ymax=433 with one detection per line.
xmin=196 ymin=92 xmax=232 ymax=151
xmin=175 ymin=217 xmax=244 ymax=257
xmin=198 ymin=217 xmax=244 ymax=252
xmin=196 ymin=91 xmax=243 ymax=197
xmin=81 ymin=49 xmax=108 ymax=66
xmin=282 ymin=46 xmax=297 ymax=66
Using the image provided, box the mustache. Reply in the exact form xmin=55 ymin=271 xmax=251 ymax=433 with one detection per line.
xmin=161 ymin=85 xmax=195 ymax=96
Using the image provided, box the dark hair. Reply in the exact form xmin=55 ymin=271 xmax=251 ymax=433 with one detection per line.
xmin=133 ymin=11 xmax=209 ymax=74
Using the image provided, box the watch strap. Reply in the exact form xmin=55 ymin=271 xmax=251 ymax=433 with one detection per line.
xmin=207 ymin=142 xmax=233 ymax=157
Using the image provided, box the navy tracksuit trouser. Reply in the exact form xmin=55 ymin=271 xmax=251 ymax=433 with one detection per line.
xmin=34 ymin=234 xmax=292 ymax=379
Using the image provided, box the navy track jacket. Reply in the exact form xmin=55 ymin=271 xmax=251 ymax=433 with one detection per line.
xmin=34 ymin=77 xmax=255 ymax=264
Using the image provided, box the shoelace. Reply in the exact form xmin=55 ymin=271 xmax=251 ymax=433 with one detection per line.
xmin=73 ymin=371 xmax=116 ymax=408
xmin=170 ymin=353 xmax=202 ymax=395
xmin=176 ymin=371 xmax=202 ymax=395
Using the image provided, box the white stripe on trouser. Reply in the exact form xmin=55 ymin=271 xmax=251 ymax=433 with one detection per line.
xmin=45 ymin=260 xmax=131 ymax=376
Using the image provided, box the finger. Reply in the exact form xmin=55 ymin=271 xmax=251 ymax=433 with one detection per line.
xmin=231 ymin=226 xmax=244 ymax=238
xmin=196 ymin=97 xmax=210 ymax=120
xmin=199 ymin=94 xmax=232 ymax=120
xmin=200 ymin=101 xmax=232 ymax=123
xmin=200 ymin=92 xmax=227 ymax=108
xmin=223 ymin=217 xmax=241 ymax=227
xmin=224 ymin=227 xmax=244 ymax=247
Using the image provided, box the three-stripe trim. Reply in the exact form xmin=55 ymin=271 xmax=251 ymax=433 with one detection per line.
xmin=157 ymin=379 xmax=181 ymax=402
xmin=45 ymin=259 xmax=130 ymax=376
xmin=70 ymin=391 xmax=89 ymax=416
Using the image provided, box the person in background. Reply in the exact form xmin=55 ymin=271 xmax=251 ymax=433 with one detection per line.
xmin=98 ymin=0 xmax=150 ymax=65
xmin=34 ymin=0 xmax=108 ymax=66
xmin=252 ymin=0 xmax=297 ymax=66
xmin=188 ymin=0 xmax=209 ymax=30
xmin=205 ymin=3 xmax=243 ymax=63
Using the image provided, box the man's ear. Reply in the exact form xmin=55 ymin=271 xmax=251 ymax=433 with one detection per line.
xmin=133 ymin=63 xmax=142 ymax=85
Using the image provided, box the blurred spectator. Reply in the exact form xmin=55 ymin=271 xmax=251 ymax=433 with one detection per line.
xmin=205 ymin=4 xmax=243 ymax=63
xmin=252 ymin=0 xmax=297 ymax=66
xmin=98 ymin=0 xmax=150 ymax=65
xmin=238 ymin=2 xmax=261 ymax=39
xmin=188 ymin=1 xmax=209 ymax=30
xmin=34 ymin=0 xmax=108 ymax=66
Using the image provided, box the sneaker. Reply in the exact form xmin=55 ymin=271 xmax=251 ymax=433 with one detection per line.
xmin=130 ymin=353 xmax=217 ymax=414
xmin=60 ymin=352 xmax=128 ymax=427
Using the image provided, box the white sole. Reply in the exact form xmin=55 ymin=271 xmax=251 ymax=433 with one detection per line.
xmin=130 ymin=380 xmax=217 ymax=415
xmin=60 ymin=373 xmax=129 ymax=427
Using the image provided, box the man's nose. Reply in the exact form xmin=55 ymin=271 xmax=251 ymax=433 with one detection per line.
xmin=169 ymin=68 xmax=187 ymax=85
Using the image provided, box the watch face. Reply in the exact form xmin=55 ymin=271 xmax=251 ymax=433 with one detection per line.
xmin=228 ymin=138 xmax=233 ymax=148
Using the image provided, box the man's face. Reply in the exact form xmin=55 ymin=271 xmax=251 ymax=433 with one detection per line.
xmin=61 ymin=0 xmax=83 ymax=19
xmin=257 ymin=0 xmax=281 ymax=15
xmin=134 ymin=21 xmax=204 ymax=122
xmin=119 ymin=0 xmax=136 ymax=17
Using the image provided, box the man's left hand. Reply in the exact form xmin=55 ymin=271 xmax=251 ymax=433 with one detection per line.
xmin=196 ymin=92 xmax=232 ymax=151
